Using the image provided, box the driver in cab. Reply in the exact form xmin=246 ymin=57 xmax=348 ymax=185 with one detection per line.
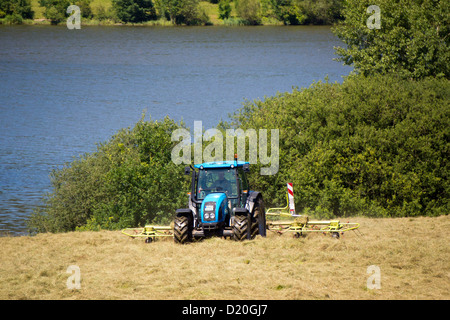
xmin=216 ymin=171 xmax=232 ymax=194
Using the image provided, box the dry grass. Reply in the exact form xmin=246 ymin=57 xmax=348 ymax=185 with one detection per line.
xmin=1 ymin=215 xmax=449 ymax=300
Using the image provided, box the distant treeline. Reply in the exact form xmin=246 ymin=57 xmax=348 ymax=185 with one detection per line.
xmin=0 ymin=0 xmax=344 ymax=25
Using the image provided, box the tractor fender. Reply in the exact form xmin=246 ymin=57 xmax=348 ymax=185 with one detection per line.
xmin=176 ymin=208 xmax=194 ymax=222
xmin=246 ymin=191 xmax=263 ymax=214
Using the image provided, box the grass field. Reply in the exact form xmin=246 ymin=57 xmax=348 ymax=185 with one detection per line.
xmin=1 ymin=215 xmax=449 ymax=300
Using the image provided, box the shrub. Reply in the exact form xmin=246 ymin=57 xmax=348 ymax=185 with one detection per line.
xmin=3 ymin=13 xmax=23 ymax=23
xmin=218 ymin=0 xmax=231 ymax=20
xmin=333 ymin=0 xmax=450 ymax=79
xmin=235 ymin=0 xmax=261 ymax=25
xmin=29 ymin=116 xmax=189 ymax=233
xmin=227 ymin=74 xmax=449 ymax=218
xmin=39 ymin=0 xmax=70 ymax=24
xmin=112 ymin=0 xmax=157 ymax=23
xmin=0 ymin=0 xmax=34 ymax=21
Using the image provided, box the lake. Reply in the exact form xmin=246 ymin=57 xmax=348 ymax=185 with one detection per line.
xmin=0 ymin=25 xmax=351 ymax=234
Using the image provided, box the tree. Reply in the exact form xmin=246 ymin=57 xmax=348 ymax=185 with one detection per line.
xmin=297 ymin=0 xmax=344 ymax=24
xmin=218 ymin=0 xmax=231 ymax=20
xmin=157 ymin=0 xmax=209 ymax=25
xmin=0 ymin=0 xmax=34 ymax=20
xmin=75 ymin=0 xmax=92 ymax=19
xmin=270 ymin=0 xmax=305 ymax=25
xmin=332 ymin=0 xmax=450 ymax=79
xmin=226 ymin=75 xmax=449 ymax=218
xmin=112 ymin=0 xmax=156 ymax=23
xmin=235 ymin=0 xmax=261 ymax=25
xmin=28 ymin=117 xmax=189 ymax=233
xmin=39 ymin=0 xmax=70 ymax=24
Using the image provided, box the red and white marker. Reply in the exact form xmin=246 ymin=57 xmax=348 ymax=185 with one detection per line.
xmin=287 ymin=182 xmax=295 ymax=215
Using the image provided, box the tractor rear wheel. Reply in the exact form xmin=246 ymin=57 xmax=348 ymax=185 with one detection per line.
xmin=233 ymin=214 xmax=249 ymax=241
xmin=252 ymin=197 xmax=266 ymax=238
xmin=173 ymin=216 xmax=191 ymax=244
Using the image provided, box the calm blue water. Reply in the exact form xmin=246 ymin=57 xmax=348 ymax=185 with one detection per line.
xmin=0 ymin=25 xmax=351 ymax=234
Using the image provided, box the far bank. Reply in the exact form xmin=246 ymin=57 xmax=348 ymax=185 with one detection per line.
xmin=1 ymin=0 xmax=343 ymax=27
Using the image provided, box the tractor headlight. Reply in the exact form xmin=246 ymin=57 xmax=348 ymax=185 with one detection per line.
xmin=203 ymin=201 xmax=216 ymax=221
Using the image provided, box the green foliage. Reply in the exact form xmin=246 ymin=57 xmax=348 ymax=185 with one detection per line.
xmin=235 ymin=0 xmax=261 ymax=25
xmin=267 ymin=0 xmax=305 ymax=25
xmin=227 ymin=75 xmax=449 ymax=218
xmin=298 ymin=0 xmax=343 ymax=24
xmin=39 ymin=0 xmax=70 ymax=24
xmin=260 ymin=0 xmax=343 ymax=25
xmin=332 ymin=0 xmax=450 ymax=79
xmin=218 ymin=0 xmax=231 ymax=20
xmin=112 ymin=0 xmax=156 ymax=22
xmin=28 ymin=0 xmax=345 ymax=25
xmin=162 ymin=0 xmax=210 ymax=25
xmin=28 ymin=116 xmax=190 ymax=233
xmin=29 ymin=76 xmax=449 ymax=233
xmin=2 ymin=12 xmax=23 ymax=23
xmin=0 ymin=0 xmax=34 ymax=20
xmin=75 ymin=0 xmax=93 ymax=19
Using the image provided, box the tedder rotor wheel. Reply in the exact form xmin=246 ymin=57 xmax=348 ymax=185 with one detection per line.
xmin=173 ymin=215 xmax=191 ymax=244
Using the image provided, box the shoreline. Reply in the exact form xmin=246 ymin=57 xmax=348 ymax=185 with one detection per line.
xmin=0 ymin=19 xmax=333 ymax=27
xmin=0 ymin=18 xmax=334 ymax=27
xmin=1 ymin=0 xmax=341 ymax=27
xmin=0 ymin=17 xmax=333 ymax=27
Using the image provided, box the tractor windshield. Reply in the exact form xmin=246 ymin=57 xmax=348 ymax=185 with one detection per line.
xmin=196 ymin=168 xmax=238 ymax=200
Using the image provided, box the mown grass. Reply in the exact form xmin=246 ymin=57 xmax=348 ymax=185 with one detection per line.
xmin=1 ymin=215 xmax=448 ymax=300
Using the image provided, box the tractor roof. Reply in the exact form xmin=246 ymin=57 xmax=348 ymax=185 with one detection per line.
xmin=194 ymin=161 xmax=249 ymax=169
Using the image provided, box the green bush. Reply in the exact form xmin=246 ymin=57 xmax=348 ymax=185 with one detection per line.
xmin=75 ymin=0 xmax=93 ymax=19
xmin=39 ymin=0 xmax=70 ymax=24
xmin=28 ymin=116 xmax=190 ymax=233
xmin=112 ymin=0 xmax=157 ymax=23
xmin=0 ymin=0 xmax=34 ymax=21
xmin=235 ymin=0 xmax=261 ymax=25
xmin=218 ymin=0 xmax=231 ymax=20
xmin=29 ymin=76 xmax=449 ymax=233
xmin=167 ymin=0 xmax=210 ymax=25
xmin=3 ymin=12 xmax=23 ymax=23
xmin=333 ymin=0 xmax=450 ymax=79
xmin=227 ymin=74 xmax=449 ymax=218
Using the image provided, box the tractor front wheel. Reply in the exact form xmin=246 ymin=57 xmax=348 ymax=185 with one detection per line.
xmin=173 ymin=216 xmax=192 ymax=244
xmin=233 ymin=214 xmax=249 ymax=241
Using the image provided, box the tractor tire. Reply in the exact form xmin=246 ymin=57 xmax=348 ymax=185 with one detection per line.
xmin=173 ymin=216 xmax=191 ymax=244
xmin=252 ymin=197 xmax=266 ymax=238
xmin=233 ymin=214 xmax=249 ymax=241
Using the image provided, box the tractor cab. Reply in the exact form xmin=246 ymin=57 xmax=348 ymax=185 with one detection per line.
xmin=193 ymin=160 xmax=250 ymax=210
xmin=174 ymin=157 xmax=265 ymax=243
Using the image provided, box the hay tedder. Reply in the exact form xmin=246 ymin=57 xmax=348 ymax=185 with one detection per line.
xmin=121 ymin=160 xmax=360 ymax=243
xmin=265 ymin=183 xmax=360 ymax=239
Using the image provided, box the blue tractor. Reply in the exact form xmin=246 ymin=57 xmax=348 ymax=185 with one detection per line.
xmin=173 ymin=157 xmax=266 ymax=243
